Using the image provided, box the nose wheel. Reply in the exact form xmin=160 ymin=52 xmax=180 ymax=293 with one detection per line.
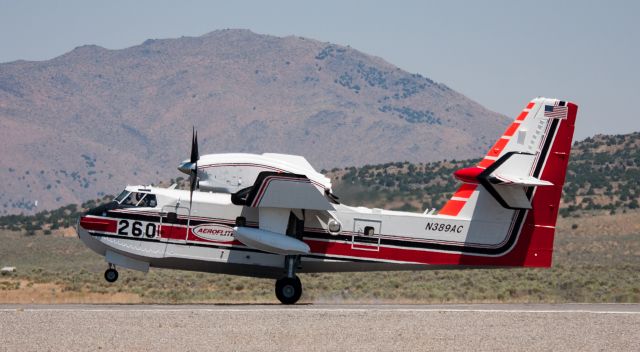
xmin=104 ymin=264 xmax=119 ymax=283
xmin=275 ymin=276 xmax=302 ymax=304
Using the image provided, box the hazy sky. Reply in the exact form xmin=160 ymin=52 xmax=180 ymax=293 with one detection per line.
xmin=1 ymin=0 xmax=638 ymax=139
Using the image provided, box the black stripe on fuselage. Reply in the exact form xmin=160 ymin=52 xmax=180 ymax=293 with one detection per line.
xmin=100 ymin=119 xmax=560 ymax=258
xmin=107 ymin=210 xmax=234 ymax=226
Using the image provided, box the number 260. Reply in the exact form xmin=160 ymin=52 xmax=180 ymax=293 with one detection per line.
xmin=117 ymin=220 xmax=156 ymax=238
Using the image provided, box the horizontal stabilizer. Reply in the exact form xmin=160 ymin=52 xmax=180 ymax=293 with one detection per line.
xmin=489 ymin=174 xmax=553 ymax=187
xmin=479 ymin=152 xmax=555 ymax=210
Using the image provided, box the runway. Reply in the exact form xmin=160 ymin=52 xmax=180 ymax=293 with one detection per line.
xmin=1 ymin=304 xmax=639 ymax=351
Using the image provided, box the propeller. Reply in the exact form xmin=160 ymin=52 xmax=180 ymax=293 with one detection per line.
xmin=187 ymin=127 xmax=199 ymax=210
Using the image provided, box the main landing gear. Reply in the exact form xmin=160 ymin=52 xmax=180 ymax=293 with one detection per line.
xmin=275 ymin=276 xmax=302 ymax=304
xmin=275 ymin=256 xmax=302 ymax=304
xmin=104 ymin=264 xmax=119 ymax=283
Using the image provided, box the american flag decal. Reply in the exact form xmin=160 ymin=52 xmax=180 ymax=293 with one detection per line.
xmin=544 ymin=104 xmax=568 ymax=119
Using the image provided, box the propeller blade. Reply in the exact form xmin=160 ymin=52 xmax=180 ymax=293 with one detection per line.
xmin=188 ymin=127 xmax=199 ymax=211
xmin=194 ymin=131 xmax=199 ymax=162
xmin=190 ymin=127 xmax=199 ymax=163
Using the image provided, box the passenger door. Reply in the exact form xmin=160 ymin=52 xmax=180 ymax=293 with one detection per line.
xmin=160 ymin=205 xmax=191 ymax=244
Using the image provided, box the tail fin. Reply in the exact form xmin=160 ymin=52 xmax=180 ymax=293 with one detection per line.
xmin=440 ymin=97 xmax=577 ymax=267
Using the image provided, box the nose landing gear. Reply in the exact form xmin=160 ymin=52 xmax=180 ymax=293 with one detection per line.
xmin=104 ymin=264 xmax=119 ymax=283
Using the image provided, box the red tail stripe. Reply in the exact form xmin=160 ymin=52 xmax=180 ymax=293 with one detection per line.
xmin=438 ymin=199 xmax=466 ymax=216
xmin=487 ymin=138 xmax=509 ymax=158
xmin=516 ymin=111 xmax=528 ymax=121
xmin=454 ymin=184 xmax=477 ymax=199
xmin=477 ymin=158 xmax=493 ymax=168
xmin=503 ymin=123 xmax=519 ymax=137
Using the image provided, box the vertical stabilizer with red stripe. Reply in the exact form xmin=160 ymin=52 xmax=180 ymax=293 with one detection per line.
xmin=440 ymin=98 xmax=577 ymax=267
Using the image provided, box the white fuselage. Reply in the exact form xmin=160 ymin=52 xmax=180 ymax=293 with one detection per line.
xmin=78 ymin=183 xmax=522 ymax=278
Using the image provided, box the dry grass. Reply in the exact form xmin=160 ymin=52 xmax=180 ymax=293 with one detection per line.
xmin=0 ymin=280 xmax=140 ymax=304
xmin=0 ymin=210 xmax=638 ymax=304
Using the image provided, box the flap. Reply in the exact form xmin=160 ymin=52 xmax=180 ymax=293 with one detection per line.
xmin=234 ymin=172 xmax=334 ymax=210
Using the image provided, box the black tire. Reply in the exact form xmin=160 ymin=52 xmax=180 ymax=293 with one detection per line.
xmin=104 ymin=268 xmax=118 ymax=283
xmin=275 ymin=276 xmax=302 ymax=304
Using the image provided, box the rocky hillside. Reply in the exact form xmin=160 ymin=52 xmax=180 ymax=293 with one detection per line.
xmin=561 ymin=132 xmax=640 ymax=215
xmin=0 ymin=29 xmax=510 ymax=214
xmin=2 ymin=132 xmax=637 ymax=232
xmin=326 ymin=132 xmax=640 ymax=215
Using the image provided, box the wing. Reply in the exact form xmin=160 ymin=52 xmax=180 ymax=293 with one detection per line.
xmin=231 ymin=172 xmax=336 ymax=255
xmin=231 ymin=172 xmax=335 ymax=210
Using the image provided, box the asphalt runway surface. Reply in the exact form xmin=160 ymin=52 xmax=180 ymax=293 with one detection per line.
xmin=1 ymin=304 xmax=639 ymax=351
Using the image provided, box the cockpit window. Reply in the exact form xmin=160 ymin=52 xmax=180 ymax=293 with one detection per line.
xmin=137 ymin=194 xmax=158 ymax=208
xmin=121 ymin=193 xmax=139 ymax=206
xmin=114 ymin=190 xmax=130 ymax=204
xmin=120 ymin=192 xmax=158 ymax=208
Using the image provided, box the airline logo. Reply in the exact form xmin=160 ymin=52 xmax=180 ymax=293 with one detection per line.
xmin=192 ymin=224 xmax=235 ymax=242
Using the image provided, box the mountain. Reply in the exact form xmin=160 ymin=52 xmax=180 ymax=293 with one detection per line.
xmin=0 ymin=29 xmax=508 ymax=214
xmin=2 ymin=132 xmax=638 ymax=234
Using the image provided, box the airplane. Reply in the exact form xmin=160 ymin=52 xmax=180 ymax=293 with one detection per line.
xmin=77 ymin=97 xmax=577 ymax=304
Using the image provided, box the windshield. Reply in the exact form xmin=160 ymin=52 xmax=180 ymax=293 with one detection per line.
xmin=114 ymin=190 xmax=130 ymax=204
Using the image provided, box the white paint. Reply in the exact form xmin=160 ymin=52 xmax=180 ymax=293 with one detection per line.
xmin=105 ymin=250 xmax=149 ymax=272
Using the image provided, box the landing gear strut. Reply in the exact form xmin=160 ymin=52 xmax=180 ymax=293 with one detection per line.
xmin=104 ymin=264 xmax=118 ymax=283
xmin=275 ymin=255 xmax=302 ymax=304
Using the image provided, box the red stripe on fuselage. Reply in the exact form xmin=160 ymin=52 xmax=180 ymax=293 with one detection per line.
xmin=79 ymin=216 xmax=117 ymax=233
xmin=303 ymin=223 xmax=547 ymax=267
xmin=159 ymin=223 xmax=245 ymax=245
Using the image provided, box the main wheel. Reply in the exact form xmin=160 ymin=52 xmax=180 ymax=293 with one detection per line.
xmin=275 ymin=276 xmax=302 ymax=304
xmin=104 ymin=268 xmax=119 ymax=283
